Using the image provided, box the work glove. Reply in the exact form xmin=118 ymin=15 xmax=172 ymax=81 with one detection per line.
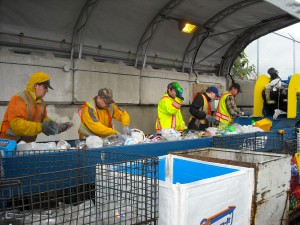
xmin=206 ymin=115 xmax=214 ymax=123
xmin=173 ymin=82 xmax=184 ymax=100
xmin=243 ymin=112 xmax=251 ymax=117
xmin=123 ymin=126 xmax=131 ymax=135
xmin=42 ymin=120 xmax=57 ymax=136
xmin=57 ymin=122 xmax=73 ymax=134
xmin=116 ymin=132 xmax=126 ymax=143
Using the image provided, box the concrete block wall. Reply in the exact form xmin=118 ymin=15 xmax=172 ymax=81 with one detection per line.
xmin=0 ymin=50 xmax=254 ymax=142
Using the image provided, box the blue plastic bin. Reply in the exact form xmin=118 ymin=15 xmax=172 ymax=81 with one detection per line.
xmin=0 ymin=139 xmax=17 ymax=157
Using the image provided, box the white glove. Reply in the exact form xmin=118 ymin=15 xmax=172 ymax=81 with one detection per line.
xmin=273 ymin=109 xmax=286 ymax=120
xmin=123 ymin=126 xmax=131 ymax=135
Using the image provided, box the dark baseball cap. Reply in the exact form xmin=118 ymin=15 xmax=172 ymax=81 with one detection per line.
xmin=98 ymin=88 xmax=114 ymax=104
xmin=206 ymin=86 xmax=220 ymax=97
xmin=37 ymin=80 xmax=54 ymax=90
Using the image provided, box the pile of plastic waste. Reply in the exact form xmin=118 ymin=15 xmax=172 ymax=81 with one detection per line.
xmin=15 ymin=122 xmax=266 ymax=151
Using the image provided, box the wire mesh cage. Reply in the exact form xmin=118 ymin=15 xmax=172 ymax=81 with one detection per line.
xmin=213 ymin=127 xmax=297 ymax=155
xmin=0 ymin=149 xmax=159 ymax=225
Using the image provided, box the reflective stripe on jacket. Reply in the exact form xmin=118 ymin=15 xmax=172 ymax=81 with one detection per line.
xmin=0 ymin=91 xmax=46 ymax=142
xmin=78 ymin=98 xmax=130 ymax=139
xmin=189 ymin=93 xmax=211 ymax=126
xmin=155 ymin=93 xmax=187 ymax=132
xmin=215 ymin=91 xmax=232 ymax=124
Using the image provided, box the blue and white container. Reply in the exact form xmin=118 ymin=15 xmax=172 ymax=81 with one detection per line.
xmin=159 ymin=155 xmax=254 ymax=225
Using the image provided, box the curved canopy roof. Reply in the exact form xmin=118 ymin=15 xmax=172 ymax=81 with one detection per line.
xmin=0 ymin=0 xmax=299 ymax=76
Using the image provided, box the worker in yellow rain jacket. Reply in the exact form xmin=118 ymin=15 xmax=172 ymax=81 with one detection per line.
xmin=156 ymin=82 xmax=187 ymax=133
xmin=0 ymin=72 xmax=72 ymax=143
xmin=215 ymin=83 xmax=245 ymax=125
xmin=78 ymin=88 xmax=130 ymax=139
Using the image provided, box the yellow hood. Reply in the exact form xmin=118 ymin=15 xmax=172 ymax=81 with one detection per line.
xmin=26 ymin=72 xmax=51 ymax=92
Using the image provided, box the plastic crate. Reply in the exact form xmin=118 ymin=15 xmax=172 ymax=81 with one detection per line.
xmin=0 ymin=139 xmax=17 ymax=157
xmin=0 ymin=149 xmax=159 ymax=225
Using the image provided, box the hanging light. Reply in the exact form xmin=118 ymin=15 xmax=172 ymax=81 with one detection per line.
xmin=178 ymin=20 xmax=197 ymax=34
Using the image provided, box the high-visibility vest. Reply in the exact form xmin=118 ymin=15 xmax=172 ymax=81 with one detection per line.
xmin=3 ymin=91 xmax=45 ymax=142
xmin=215 ymin=91 xmax=232 ymax=124
xmin=156 ymin=94 xmax=186 ymax=132
xmin=189 ymin=93 xmax=211 ymax=126
xmin=78 ymin=99 xmax=114 ymax=139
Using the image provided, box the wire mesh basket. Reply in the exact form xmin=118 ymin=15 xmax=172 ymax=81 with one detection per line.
xmin=0 ymin=149 xmax=159 ymax=225
xmin=213 ymin=127 xmax=297 ymax=155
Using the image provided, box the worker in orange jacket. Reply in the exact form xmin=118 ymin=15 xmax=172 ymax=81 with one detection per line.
xmin=0 ymin=72 xmax=72 ymax=143
xmin=78 ymin=88 xmax=131 ymax=139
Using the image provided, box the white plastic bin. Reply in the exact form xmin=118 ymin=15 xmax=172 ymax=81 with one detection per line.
xmin=172 ymin=148 xmax=291 ymax=225
xmin=159 ymin=154 xmax=254 ymax=225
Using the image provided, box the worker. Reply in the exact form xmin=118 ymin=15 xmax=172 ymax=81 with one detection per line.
xmin=0 ymin=72 xmax=72 ymax=143
xmin=264 ymin=67 xmax=282 ymax=104
xmin=78 ymin=88 xmax=131 ymax=139
xmin=262 ymin=67 xmax=288 ymax=117
xmin=156 ymin=82 xmax=187 ymax=133
xmin=188 ymin=86 xmax=220 ymax=131
xmin=215 ymin=82 xmax=246 ymax=125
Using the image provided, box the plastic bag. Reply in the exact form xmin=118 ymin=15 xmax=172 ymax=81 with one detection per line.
xmin=161 ymin=129 xmax=181 ymax=141
xmin=86 ymin=135 xmax=103 ymax=148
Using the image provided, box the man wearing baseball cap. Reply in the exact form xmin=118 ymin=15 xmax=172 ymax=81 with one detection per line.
xmin=78 ymin=88 xmax=131 ymax=139
xmin=188 ymin=86 xmax=220 ymax=131
xmin=215 ymin=82 xmax=246 ymax=125
xmin=0 ymin=72 xmax=72 ymax=142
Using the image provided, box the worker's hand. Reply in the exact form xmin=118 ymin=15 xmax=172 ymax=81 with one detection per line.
xmin=243 ymin=112 xmax=251 ymax=117
xmin=174 ymin=83 xmax=184 ymax=100
xmin=116 ymin=132 xmax=126 ymax=143
xmin=57 ymin=122 xmax=73 ymax=134
xmin=123 ymin=126 xmax=131 ymax=135
xmin=206 ymin=115 xmax=214 ymax=123
xmin=42 ymin=120 xmax=57 ymax=136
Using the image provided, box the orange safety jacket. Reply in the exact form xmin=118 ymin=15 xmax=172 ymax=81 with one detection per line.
xmin=0 ymin=91 xmax=49 ymax=142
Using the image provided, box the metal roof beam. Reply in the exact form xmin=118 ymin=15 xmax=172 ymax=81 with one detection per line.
xmin=134 ymin=0 xmax=186 ymax=68
xmin=70 ymin=0 xmax=101 ymax=59
xmin=182 ymin=0 xmax=261 ymax=73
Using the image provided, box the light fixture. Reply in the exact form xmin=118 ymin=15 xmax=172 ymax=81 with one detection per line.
xmin=178 ymin=20 xmax=197 ymax=34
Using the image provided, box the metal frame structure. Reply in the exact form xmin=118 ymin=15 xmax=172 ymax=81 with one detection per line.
xmin=181 ymin=0 xmax=261 ymax=73
xmin=134 ymin=0 xmax=186 ymax=68
xmin=70 ymin=0 xmax=101 ymax=60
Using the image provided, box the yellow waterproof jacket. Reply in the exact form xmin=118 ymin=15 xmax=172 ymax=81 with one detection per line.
xmin=0 ymin=72 xmax=52 ymax=142
xmin=156 ymin=93 xmax=187 ymax=132
xmin=215 ymin=91 xmax=232 ymax=124
xmin=78 ymin=98 xmax=130 ymax=138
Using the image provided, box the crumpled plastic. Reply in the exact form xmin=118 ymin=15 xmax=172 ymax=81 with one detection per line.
xmin=161 ymin=129 xmax=181 ymax=141
xmin=86 ymin=135 xmax=103 ymax=148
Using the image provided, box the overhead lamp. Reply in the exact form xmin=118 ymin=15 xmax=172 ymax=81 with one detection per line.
xmin=178 ymin=20 xmax=197 ymax=34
